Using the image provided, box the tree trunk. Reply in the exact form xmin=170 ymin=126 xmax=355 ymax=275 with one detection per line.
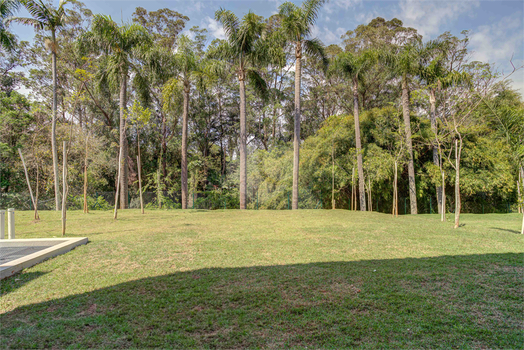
xmin=518 ymin=167 xmax=522 ymax=214
xmin=18 ymin=149 xmax=37 ymax=216
xmin=61 ymin=141 xmax=67 ymax=236
xmin=368 ymin=177 xmax=372 ymax=212
xmin=439 ymin=144 xmax=446 ymax=222
xmin=351 ymin=166 xmax=356 ymax=211
xmin=520 ymin=166 xmax=523 ymax=234
xmin=292 ymin=44 xmax=302 ymax=210
xmin=353 ymin=78 xmax=367 ymax=211
xmin=35 ymin=163 xmax=39 ymax=220
xmin=401 ymin=73 xmax=417 ymax=214
xmin=393 ymin=160 xmax=398 ymax=217
xmin=137 ymin=132 xmax=144 ymax=214
xmin=181 ymin=79 xmax=189 ymax=209
xmin=332 ymin=141 xmax=335 ymax=209
xmin=239 ymin=71 xmax=247 ymax=209
xmin=454 ymin=138 xmax=462 ymax=229
xmin=51 ymin=30 xmax=61 ymax=211
xmin=429 ymin=89 xmax=442 ymax=214
xmin=113 ymin=143 xmax=123 ymax=220
xmin=83 ymin=133 xmax=89 ymax=214
xmin=119 ymin=71 xmax=128 ymax=209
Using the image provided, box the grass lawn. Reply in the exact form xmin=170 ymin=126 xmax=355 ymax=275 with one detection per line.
xmin=1 ymin=210 xmax=523 ymax=349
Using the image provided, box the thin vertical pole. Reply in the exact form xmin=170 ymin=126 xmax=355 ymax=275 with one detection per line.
xmin=0 ymin=210 xmax=5 ymax=239
xmin=7 ymin=208 xmax=15 ymax=239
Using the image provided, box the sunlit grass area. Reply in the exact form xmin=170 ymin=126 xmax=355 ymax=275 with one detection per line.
xmin=1 ymin=210 xmax=522 ymax=348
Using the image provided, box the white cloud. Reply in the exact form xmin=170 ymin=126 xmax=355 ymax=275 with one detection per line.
xmin=202 ymin=16 xmax=225 ymax=40
xmin=324 ymin=0 xmax=362 ymax=14
xmin=469 ymin=14 xmax=523 ymax=93
xmin=311 ymin=25 xmax=339 ymax=45
xmin=397 ymin=0 xmax=480 ymax=38
xmin=470 ymin=15 xmax=522 ymax=64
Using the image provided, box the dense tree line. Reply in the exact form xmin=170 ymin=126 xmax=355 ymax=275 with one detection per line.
xmin=0 ymin=0 xmax=522 ymax=229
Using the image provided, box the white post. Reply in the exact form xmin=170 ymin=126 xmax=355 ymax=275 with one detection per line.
xmin=0 ymin=210 xmax=5 ymax=239
xmin=7 ymin=208 xmax=15 ymax=239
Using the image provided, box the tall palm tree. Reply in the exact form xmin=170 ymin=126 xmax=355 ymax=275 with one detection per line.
xmin=7 ymin=0 xmax=71 ymax=210
xmin=79 ymin=15 xmax=151 ymax=209
xmin=0 ymin=0 xmax=20 ymax=51
xmin=214 ymin=9 xmax=267 ymax=209
xmin=332 ymin=50 xmax=375 ymax=211
xmin=173 ymin=35 xmax=200 ymax=209
xmin=278 ymin=0 xmax=328 ymax=209
xmin=381 ymin=39 xmax=439 ymax=214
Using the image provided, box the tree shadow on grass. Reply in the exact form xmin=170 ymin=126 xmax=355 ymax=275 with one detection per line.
xmin=1 ymin=253 xmax=522 ymax=349
xmin=489 ymin=227 xmax=521 ymax=234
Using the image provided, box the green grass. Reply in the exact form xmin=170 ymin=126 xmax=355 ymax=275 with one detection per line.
xmin=1 ymin=210 xmax=523 ymax=349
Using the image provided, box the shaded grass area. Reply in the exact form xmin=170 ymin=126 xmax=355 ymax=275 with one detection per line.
xmin=1 ymin=210 xmax=523 ymax=348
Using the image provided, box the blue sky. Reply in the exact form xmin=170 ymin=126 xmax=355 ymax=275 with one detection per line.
xmin=10 ymin=0 xmax=524 ymax=92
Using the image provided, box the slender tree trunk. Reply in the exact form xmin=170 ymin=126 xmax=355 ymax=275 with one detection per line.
xmin=353 ymin=78 xmax=366 ymax=211
xmin=520 ymin=166 xmax=524 ymax=235
xmin=61 ymin=141 xmax=67 ymax=236
xmin=393 ymin=160 xmax=398 ymax=217
xmin=83 ymin=133 xmax=89 ymax=214
xmin=439 ymin=144 xmax=446 ymax=222
xmin=35 ymin=163 xmax=39 ymax=220
xmin=441 ymin=168 xmax=446 ymax=222
xmin=113 ymin=143 xmax=123 ymax=220
xmin=51 ymin=30 xmax=61 ymax=211
xmin=18 ymin=149 xmax=38 ymax=218
xmin=119 ymin=71 xmax=128 ymax=209
xmin=137 ymin=133 xmax=144 ymax=214
xmin=429 ymin=89 xmax=442 ymax=214
xmin=518 ymin=167 xmax=522 ymax=214
xmin=332 ymin=141 xmax=335 ymax=209
xmin=351 ymin=167 xmax=355 ymax=210
xmin=368 ymin=178 xmax=372 ymax=212
xmin=239 ymin=71 xmax=247 ymax=209
xmin=454 ymin=138 xmax=462 ymax=229
xmin=181 ymin=80 xmax=189 ymax=209
xmin=401 ymin=73 xmax=417 ymax=214
xmin=292 ymin=45 xmax=302 ymax=210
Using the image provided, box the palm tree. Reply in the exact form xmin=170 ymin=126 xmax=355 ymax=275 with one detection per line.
xmin=381 ymin=39 xmax=439 ymax=214
xmin=7 ymin=0 xmax=71 ymax=210
xmin=332 ymin=50 xmax=375 ymax=211
xmin=214 ymin=9 xmax=267 ymax=209
xmin=278 ymin=0 xmax=328 ymax=209
xmin=173 ymin=35 xmax=200 ymax=209
xmin=0 ymin=0 xmax=20 ymax=51
xmin=79 ymin=15 xmax=151 ymax=209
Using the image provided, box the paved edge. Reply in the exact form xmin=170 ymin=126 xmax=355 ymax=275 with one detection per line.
xmin=0 ymin=237 xmax=88 ymax=280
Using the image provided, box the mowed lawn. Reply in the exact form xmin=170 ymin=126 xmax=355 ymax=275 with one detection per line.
xmin=1 ymin=210 xmax=522 ymax=349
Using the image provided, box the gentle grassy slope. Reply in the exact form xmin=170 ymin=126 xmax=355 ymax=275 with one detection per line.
xmin=1 ymin=210 xmax=523 ymax=348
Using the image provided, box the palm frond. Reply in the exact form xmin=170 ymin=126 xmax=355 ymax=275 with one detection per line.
xmin=215 ymin=8 xmax=239 ymax=43
xmin=302 ymin=0 xmax=326 ymax=32
xmin=246 ymin=69 xmax=268 ymax=100
xmin=304 ymin=37 xmax=328 ymax=71
xmin=4 ymin=15 xmax=44 ymax=29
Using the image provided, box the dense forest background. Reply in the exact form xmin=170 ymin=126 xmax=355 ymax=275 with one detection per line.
xmin=1 ymin=0 xmax=523 ymax=215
